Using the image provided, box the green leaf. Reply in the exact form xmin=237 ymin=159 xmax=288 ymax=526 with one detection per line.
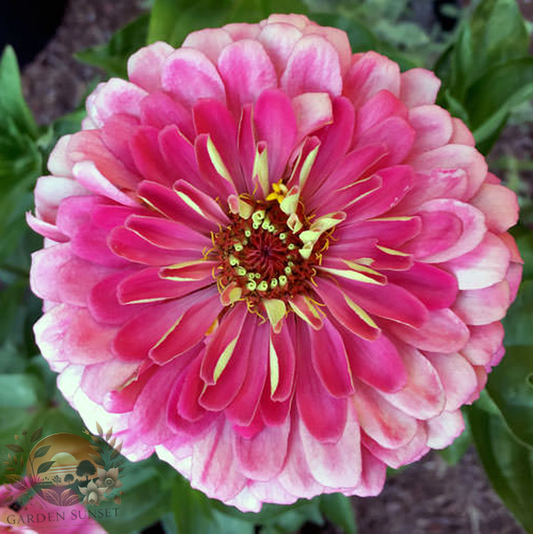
xmin=467 ymin=404 xmax=533 ymax=531
xmin=501 ymin=280 xmax=533 ymax=347
xmin=486 ymin=345 xmax=533 ymax=448
xmin=319 ymin=493 xmax=357 ymax=534
xmin=0 ymin=46 xmax=38 ymax=139
xmin=37 ymin=460 xmax=55 ymax=475
xmin=34 ymin=445 xmax=51 ymax=458
xmin=76 ymin=14 xmax=150 ymax=78
xmin=148 ymin=0 xmax=307 ymax=47
xmin=466 ymin=58 xmax=533 ymax=148
xmin=0 ymin=374 xmax=41 ymax=408
xmin=172 ymin=475 xmax=252 ymax=534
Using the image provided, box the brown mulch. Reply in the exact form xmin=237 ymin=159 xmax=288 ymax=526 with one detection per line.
xmin=19 ymin=1 xmax=527 ymax=533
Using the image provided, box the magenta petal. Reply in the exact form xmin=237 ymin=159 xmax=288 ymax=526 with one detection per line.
xmin=340 ymin=330 xmax=407 ymax=393
xmin=200 ymin=304 xmax=249 ymax=384
xmin=225 ymin=322 xmax=269 ymax=426
xmin=149 ymin=288 xmax=222 ymax=364
xmin=112 ymin=299 xmax=186 ymax=361
xmin=386 ymin=263 xmax=458 ymax=310
xmin=137 ymin=181 xmax=219 ymax=235
xmin=88 ymin=269 xmax=147 ymax=325
xmin=295 ymin=322 xmax=348 ymax=443
xmin=193 ymin=99 xmax=245 ymax=192
xmin=218 ymin=39 xmax=277 ymax=115
xmin=254 ymin=90 xmax=297 ymax=185
xmin=200 ymin=313 xmax=255 ymax=411
xmin=140 ymin=92 xmax=194 ymax=140
xmin=269 ymin=326 xmax=296 ymax=402
xmin=309 ymin=319 xmax=354 ymax=397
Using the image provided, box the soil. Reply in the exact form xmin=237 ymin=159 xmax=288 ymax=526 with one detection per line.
xmin=17 ymin=1 xmax=528 ymax=533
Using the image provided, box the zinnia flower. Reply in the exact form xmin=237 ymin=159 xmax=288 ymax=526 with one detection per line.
xmin=29 ymin=14 xmax=522 ymax=511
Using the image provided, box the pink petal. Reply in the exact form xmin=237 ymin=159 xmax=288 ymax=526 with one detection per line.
xmin=86 ymin=78 xmax=148 ymax=127
xmin=353 ymin=380 xmax=417 ymax=449
xmin=182 ymin=28 xmax=233 ymax=63
xmin=269 ymin=327 xmax=296 ymax=402
xmin=304 ymin=24 xmax=351 ymax=76
xmin=299 ymin=404 xmax=362 ymax=488
xmin=410 ymin=144 xmax=487 ymax=200
xmin=200 ymin=312 xmax=255 ymax=410
xmin=379 ymin=345 xmax=445 ymax=420
xmin=26 ymin=212 xmax=68 ymax=242
xmin=461 ymin=322 xmax=504 ymax=366
xmin=281 ymin=35 xmax=342 ymax=97
xmin=100 ymin=113 xmax=140 ymax=172
xmin=453 ymin=280 xmax=510 ymax=325
xmin=292 ymin=92 xmax=333 ymax=142
xmin=450 ymin=118 xmax=475 ymax=146
xmin=73 ymin=161 xmax=138 ymax=207
xmin=444 ymin=232 xmax=511 ymax=290
xmin=363 ymin=423 xmax=429 ymax=469
xmin=258 ymin=22 xmax=303 ymax=74
xmin=425 ymin=352 xmax=478 ymax=412
xmin=344 ymin=52 xmax=400 ymax=109
xmin=399 ymin=68 xmax=440 ymax=107
xmin=426 ymin=410 xmax=465 ymax=449
xmin=161 ymin=48 xmax=226 ymax=107
xmin=127 ymin=41 xmax=174 ymax=92
xmin=125 ymin=214 xmax=210 ymax=250
xmin=407 ymin=199 xmax=486 ymax=262
xmin=470 ymin=183 xmax=519 ymax=233
xmin=218 ymin=39 xmax=277 ymax=115
xmin=136 ymin=181 xmax=219 ymax=235
xmin=352 ymin=447 xmax=386 ymax=497
xmin=409 ymin=105 xmax=453 ymax=154
xmin=354 ymin=89 xmax=407 ymax=136
xmin=390 ymin=309 xmax=469 ymax=353
xmin=234 ymin=407 xmax=290 ymax=481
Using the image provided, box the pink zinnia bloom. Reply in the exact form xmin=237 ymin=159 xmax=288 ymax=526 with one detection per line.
xmin=29 ymin=14 xmax=522 ymax=511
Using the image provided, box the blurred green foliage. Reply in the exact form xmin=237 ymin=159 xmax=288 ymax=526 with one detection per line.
xmin=0 ymin=0 xmax=532 ymax=532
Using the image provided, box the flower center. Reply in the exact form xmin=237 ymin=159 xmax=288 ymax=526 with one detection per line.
xmin=104 ymin=477 xmax=114 ymax=487
xmin=213 ymin=193 xmax=329 ymax=310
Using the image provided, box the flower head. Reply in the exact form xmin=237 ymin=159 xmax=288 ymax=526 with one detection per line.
xmin=95 ymin=468 xmax=122 ymax=495
xmin=29 ymin=14 xmax=522 ymax=511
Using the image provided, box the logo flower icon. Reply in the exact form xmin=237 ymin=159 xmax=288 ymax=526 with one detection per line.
xmin=79 ymin=481 xmax=107 ymax=506
xmin=95 ymin=468 xmax=123 ymax=495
